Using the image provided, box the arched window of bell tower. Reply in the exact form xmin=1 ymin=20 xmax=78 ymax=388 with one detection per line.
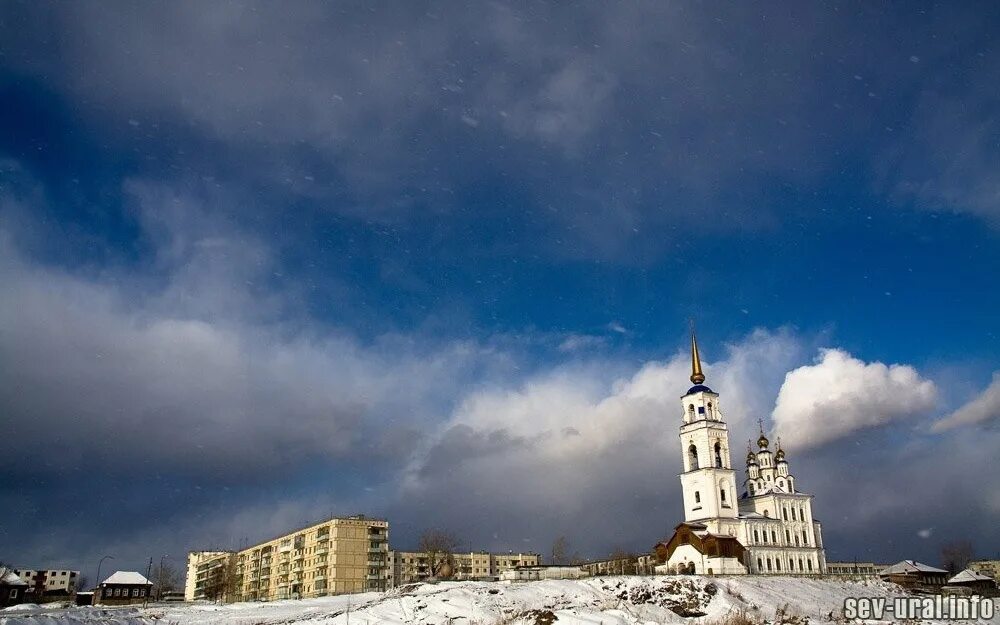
xmin=688 ymin=444 xmax=699 ymax=470
xmin=714 ymin=442 xmax=722 ymax=467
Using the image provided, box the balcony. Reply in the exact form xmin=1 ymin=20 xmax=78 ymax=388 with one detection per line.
xmin=279 ymin=544 xmax=292 ymax=553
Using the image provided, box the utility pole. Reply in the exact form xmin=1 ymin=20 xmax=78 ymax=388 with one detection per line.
xmin=143 ymin=558 xmax=153 ymax=608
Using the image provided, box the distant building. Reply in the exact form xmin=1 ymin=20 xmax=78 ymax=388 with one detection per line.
xmin=390 ymin=551 xmax=540 ymax=585
xmin=96 ymin=571 xmax=153 ymax=605
xmin=500 ymin=565 xmax=588 ymax=582
xmin=826 ymin=561 xmax=888 ymax=577
xmin=186 ymin=515 xmax=390 ymax=603
xmin=947 ymin=569 xmax=997 ymax=595
xmin=970 ymin=560 xmax=1000 ymax=583
xmin=878 ymin=560 xmax=949 ymax=589
xmin=11 ymin=568 xmax=80 ymax=597
xmin=581 ymin=556 xmax=642 ymax=576
xmin=0 ymin=568 xmax=29 ymax=607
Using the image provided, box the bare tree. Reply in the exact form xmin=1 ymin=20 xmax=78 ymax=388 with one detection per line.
xmin=154 ymin=561 xmax=182 ymax=599
xmin=418 ymin=529 xmax=460 ymax=577
xmin=550 ymin=536 xmax=570 ymax=565
xmin=75 ymin=574 xmax=89 ymax=592
xmin=941 ymin=541 xmax=974 ymax=574
xmin=203 ymin=556 xmax=239 ymax=603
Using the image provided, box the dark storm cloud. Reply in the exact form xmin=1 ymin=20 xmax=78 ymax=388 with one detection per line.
xmin=3 ymin=2 xmax=997 ymax=260
xmin=1 ymin=1 xmax=998 ymax=573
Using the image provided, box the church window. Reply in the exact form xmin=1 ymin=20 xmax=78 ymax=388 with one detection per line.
xmin=766 ymin=558 xmax=772 ymax=572
xmin=695 ymin=491 xmax=701 ymax=503
xmin=753 ymin=529 xmax=759 ymax=543
xmin=771 ymin=530 xmax=777 ymax=543
xmin=763 ymin=509 xmax=769 ymax=517
xmin=783 ymin=507 xmax=788 ymax=520
xmin=757 ymin=558 xmax=763 ymax=571
xmin=799 ymin=558 xmax=804 ymax=571
xmin=688 ymin=445 xmax=699 ymax=470
xmin=775 ymin=559 xmax=781 ymax=571
xmin=802 ymin=530 xmax=808 ymax=546
xmin=807 ymin=559 xmax=813 ymax=571
xmin=785 ymin=529 xmax=790 ymax=543
xmin=720 ymin=488 xmax=726 ymax=503
xmin=795 ymin=534 xmax=800 ymax=546
xmin=748 ymin=483 xmax=755 ymax=495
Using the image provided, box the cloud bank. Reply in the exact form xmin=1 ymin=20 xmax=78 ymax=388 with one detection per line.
xmin=771 ymin=349 xmax=937 ymax=449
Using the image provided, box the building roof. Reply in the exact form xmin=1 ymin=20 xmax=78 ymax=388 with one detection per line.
xmin=686 ymin=384 xmax=714 ymax=394
xmin=0 ymin=567 xmax=28 ymax=586
xmin=102 ymin=571 xmax=152 ymax=585
xmin=879 ymin=560 xmax=948 ymax=576
xmin=949 ymin=568 xmax=995 ymax=584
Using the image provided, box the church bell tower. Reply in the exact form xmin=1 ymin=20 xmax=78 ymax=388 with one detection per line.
xmin=678 ymin=330 xmax=739 ymax=523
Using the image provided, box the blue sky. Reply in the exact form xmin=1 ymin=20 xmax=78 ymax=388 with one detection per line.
xmin=1 ymin=2 xmax=999 ymax=576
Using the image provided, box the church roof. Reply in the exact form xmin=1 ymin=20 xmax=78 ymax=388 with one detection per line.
xmin=686 ymin=384 xmax=714 ymax=394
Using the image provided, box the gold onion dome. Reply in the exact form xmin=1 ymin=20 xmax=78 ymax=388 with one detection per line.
xmin=776 ymin=448 xmax=786 ymax=461
xmin=757 ymin=433 xmax=769 ymax=449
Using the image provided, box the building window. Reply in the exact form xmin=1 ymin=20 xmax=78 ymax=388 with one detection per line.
xmin=785 ymin=529 xmax=790 ymax=543
xmin=720 ymin=488 xmax=727 ymax=503
xmin=714 ymin=442 xmax=722 ymax=467
xmin=763 ymin=509 xmax=769 ymax=517
xmin=775 ymin=559 xmax=781 ymax=571
xmin=753 ymin=529 xmax=759 ymax=543
xmin=688 ymin=445 xmax=699 ymax=470
xmin=133 ymin=588 xmax=139 ymax=597
xmin=802 ymin=530 xmax=808 ymax=546
xmin=807 ymin=559 xmax=813 ymax=571
xmin=783 ymin=507 xmax=788 ymax=520
xmin=757 ymin=558 xmax=763 ymax=571
xmin=694 ymin=491 xmax=701 ymax=503
xmin=771 ymin=530 xmax=777 ymax=543
xmin=799 ymin=558 xmax=804 ymax=571
xmin=748 ymin=483 xmax=755 ymax=495
xmin=766 ymin=558 xmax=772 ymax=572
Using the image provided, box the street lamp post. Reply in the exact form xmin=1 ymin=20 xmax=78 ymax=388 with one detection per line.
xmin=95 ymin=555 xmax=114 ymax=601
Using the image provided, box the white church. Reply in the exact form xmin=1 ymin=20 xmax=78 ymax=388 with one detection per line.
xmin=656 ymin=332 xmax=828 ymax=575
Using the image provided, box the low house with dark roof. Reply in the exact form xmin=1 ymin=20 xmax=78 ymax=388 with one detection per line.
xmin=878 ymin=560 xmax=950 ymax=590
xmin=0 ymin=568 xmax=29 ymax=608
xmin=946 ymin=568 xmax=998 ymax=595
xmin=95 ymin=571 xmax=153 ymax=605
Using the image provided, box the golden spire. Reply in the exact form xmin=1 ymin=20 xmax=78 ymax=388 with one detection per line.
xmin=690 ymin=325 xmax=705 ymax=385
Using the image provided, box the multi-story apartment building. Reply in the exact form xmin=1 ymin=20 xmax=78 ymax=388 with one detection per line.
xmin=186 ymin=515 xmax=389 ymax=602
xmin=11 ymin=569 xmax=80 ymax=595
xmin=390 ymin=551 xmax=540 ymax=585
xmin=970 ymin=560 xmax=1000 ymax=583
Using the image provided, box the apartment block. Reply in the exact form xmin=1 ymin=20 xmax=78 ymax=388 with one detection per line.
xmin=11 ymin=569 xmax=79 ymax=596
xmin=390 ymin=550 xmax=540 ymax=585
xmin=186 ymin=515 xmax=389 ymax=603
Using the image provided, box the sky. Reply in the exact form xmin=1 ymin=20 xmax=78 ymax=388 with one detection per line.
xmin=1 ymin=2 xmax=999 ymax=579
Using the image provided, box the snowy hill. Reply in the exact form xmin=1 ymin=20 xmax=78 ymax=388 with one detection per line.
xmin=2 ymin=576 xmax=997 ymax=625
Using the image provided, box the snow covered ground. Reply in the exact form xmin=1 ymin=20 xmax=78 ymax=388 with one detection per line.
xmin=2 ymin=576 xmax=997 ymax=625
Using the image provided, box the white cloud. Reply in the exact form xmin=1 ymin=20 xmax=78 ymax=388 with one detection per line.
xmin=771 ymin=349 xmax=937 ymax=450
xmin=395 ymin=329 xmax=805 ymax=551
xmin=931 ymin=372 xmax=1000 ymax=432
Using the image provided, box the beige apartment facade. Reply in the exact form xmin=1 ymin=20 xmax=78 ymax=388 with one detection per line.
xmin=390 ymin=550 xmax=540 ymax=585
xmin=186 ymin=515 xmax=389 ymax=602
